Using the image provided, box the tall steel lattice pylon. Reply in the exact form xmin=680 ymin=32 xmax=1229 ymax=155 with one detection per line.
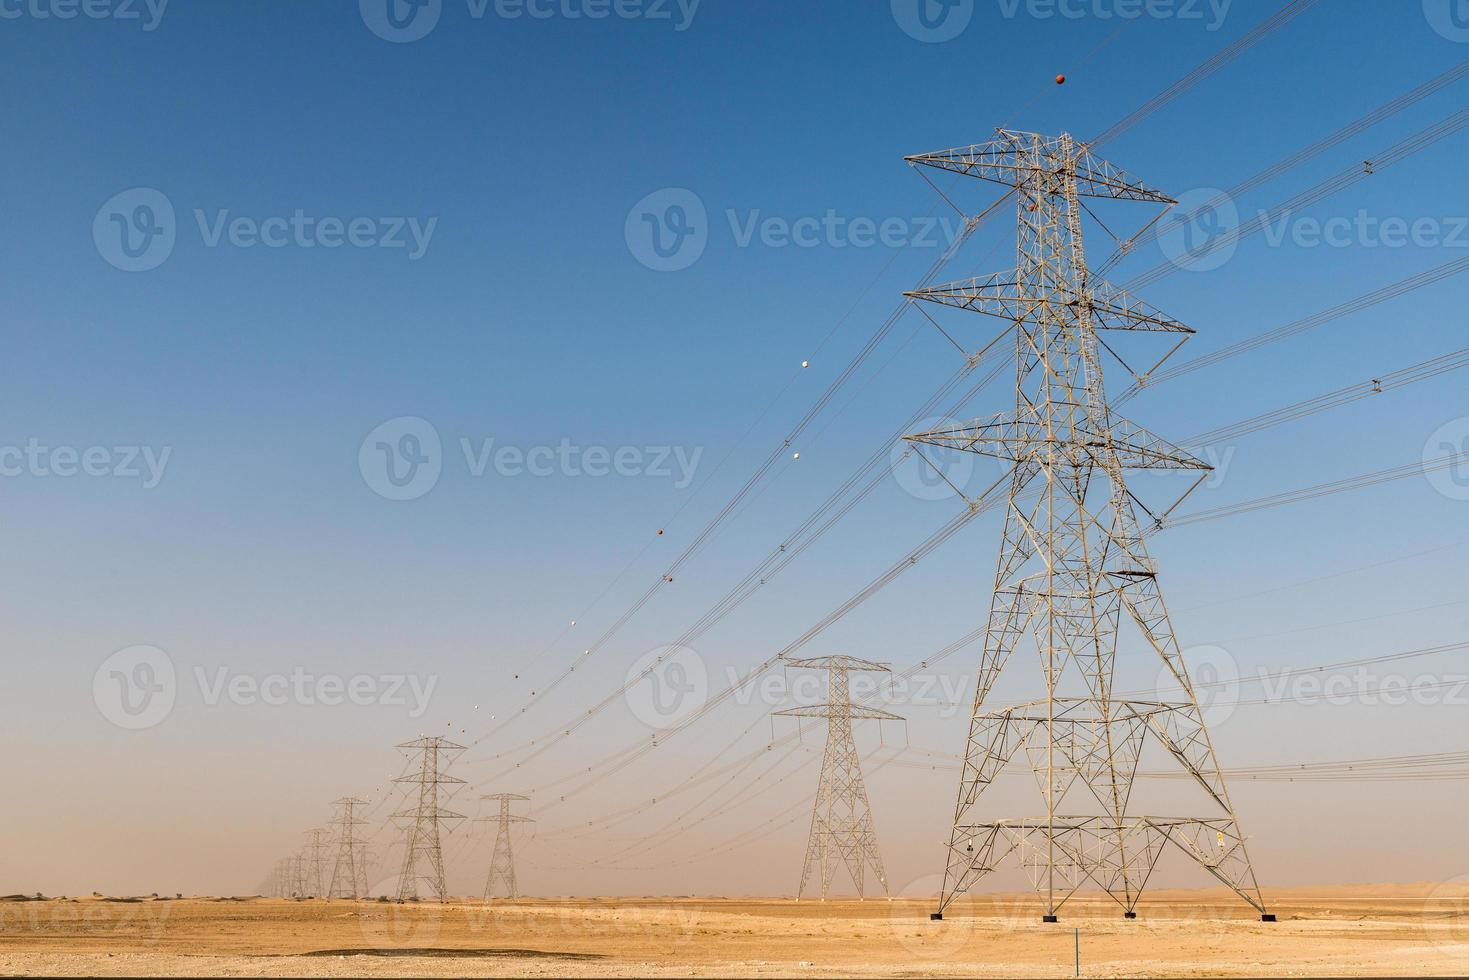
xmin=904 ymin=131 xmax=1272 ymax=923
xmin=327 ymin=797 xmax=370 ymax=899
xmin=477 ymin=793 xmax=532 ymax=900
xmin=776 ymin=656 xmax=902 ymax=900
xmin=303 ymin=828 xmax=330 ymax=898
xmin=393 ymin=737 xmax=466 ymax=902
xmin=289 ymin=851 xmax=311 ymax=899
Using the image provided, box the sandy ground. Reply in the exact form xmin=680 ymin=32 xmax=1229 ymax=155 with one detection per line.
xmin=0 ymin=883 xmax=1466 ymax=977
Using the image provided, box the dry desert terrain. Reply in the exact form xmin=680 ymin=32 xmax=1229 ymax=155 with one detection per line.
xmin=0 ymin=883 xmax=1466 ymax=977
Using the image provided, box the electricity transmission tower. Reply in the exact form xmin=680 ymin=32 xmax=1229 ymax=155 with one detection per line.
xmin=327 ymin=797 xmax=371 ymax=899
xmin=270 ymin=858 xmax=291 ymax=898
xmin=356 ymin=842 xmax=374 ymax=899
xmin=776 ymin=656 xmax=901 ymax=900
xmin=288 ymin=852 xmax=310 ymax=898
xmin=303 ymin=828 xmax=330 ymax=897
xmin=477 ymin=794 xmax=532 ymax=900
xmin=394 ymin=737 xmax=466 ymax=902
xmin=904 ymin=131 xmax=1272 ymax=923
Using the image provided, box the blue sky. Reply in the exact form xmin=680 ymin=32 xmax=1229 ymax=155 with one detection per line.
xmin=3 ymin=0 xmax=1469 ymax=897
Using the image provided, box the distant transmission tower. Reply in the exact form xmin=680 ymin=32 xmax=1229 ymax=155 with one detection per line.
xmin=289 ymin=851 xmax=310 ymax=898
xmin=394 ymin=737 xmax=467 ymax=902
xmin=303 ymin=828 xmax=330 ymax=897
xmin=776 ymin=656 xmax=901 ymax=900
xmin=903 ymin=131 xmax=1272 ymax=922
xmin=477 ymin=794 xmax=532 ymax=900
xmin=270 ymin=858 xmax=290 ymax=898
xmin=327 ymin=797 xmax=370 ymax=899
xmin=356 ymin=842 xmax=374 ymax=899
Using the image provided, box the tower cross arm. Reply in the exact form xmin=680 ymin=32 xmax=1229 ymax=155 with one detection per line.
xmin=905 ymin=131 xmax=1175 ymax=204
xmin=776 ymin=704 xmax=903 ymax=721
xmin=906 ymin=272 xmax=1193 ymax=335
xmin=905 ymin=413 xmax=1211 ymax=471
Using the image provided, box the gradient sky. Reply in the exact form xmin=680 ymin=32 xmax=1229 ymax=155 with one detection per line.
xmin=3 ymin=0 xmax=1468 ymax=899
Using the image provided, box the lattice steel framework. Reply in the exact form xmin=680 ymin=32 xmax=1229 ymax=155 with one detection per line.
xmin=394 ymin=737 xmax=466 ymax=902
xmin=327 ymin=797 xmax=370 ymax=899
xmin=288 ymin=851 xmax=310 ymax=899
xmin=303 ymin=828 xmax=330 ymax=898
xmin=777 ymin=655 xmax=902 ymax=900
xmin=905 ymin=131 xmax=1271 ymax=922
xmin=478 ymin=793 xmax=532 ymax=900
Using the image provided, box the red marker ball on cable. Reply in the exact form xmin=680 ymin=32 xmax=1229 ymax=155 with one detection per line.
xmin=1055 ymin=74 xmax=1066 ymax=85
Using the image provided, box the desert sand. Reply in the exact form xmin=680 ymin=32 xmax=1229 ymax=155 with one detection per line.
xmin=0 ymin=883 xmax=1466 ymax=977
